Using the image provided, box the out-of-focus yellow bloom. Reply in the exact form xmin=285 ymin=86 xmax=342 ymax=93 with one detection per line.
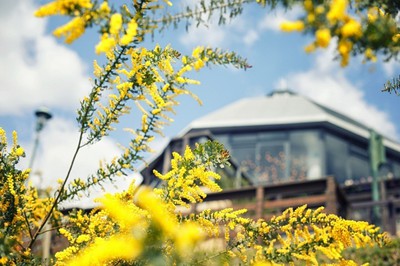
xmin=341 ymin=19 xmax=362 ymax=38
xmin=367 ymin=7 xmax=385 ymax=23
xmin=316 ymin=28 xmax=331 ymax=47
xmin=99 ymin=1 xmax=110 ymax=14
xmin=99 ymin=194 xmax=141 ymax=229
xmin=15 ymin=147 xmax=24 ymax=157
xmin=338 ymin=39 xmax=352 ymax=66
xmin=315 ymin=5 xmax=325 ymax=14
xmin=35 ymin=0 xmax=93 ymax=17
xmin=192 ymin=46 xmax=204 ymax=59
xmin=307 ymin=13 xmax=316 ymax=23
xmin=392 ymin=33 xmax=400 ymax=43
xmin=66 ymin=235 xmax=141 ymax=266
xmin=280 ymin=21 xmax=305 ymax=32
xmin=53 ymin=17 xmax=86 ymax=44
xmin=175 ymin=222 xmax=204 ymax=255
xmin=193 ymin=59 xmax=205 ymax=71
xmin=109 ymin=13 xmax=123 ymax=35
xmin=95 ymin=34 xmax=117 ymax=54
xmin=364 ymin=48 xmax=377 ymax=62
xmin=304 ymin=0 xmax=313 ymax=12
xmin=163 ymin=0 xmax=173 ymax=6
xmin=93 ymin=60 xmax=102 ymax=77
xmin=327 ymin=0 xmax=348 ymax=23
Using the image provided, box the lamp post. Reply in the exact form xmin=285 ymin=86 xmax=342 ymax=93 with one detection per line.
xmin=28 ymin=107 xmax=52 ymax=172
xmin=27 ymin=107 xmax=52 ymax=264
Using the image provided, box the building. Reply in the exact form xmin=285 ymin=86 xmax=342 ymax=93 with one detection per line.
xmin=141 ymin=90 xmax=400 ymax=234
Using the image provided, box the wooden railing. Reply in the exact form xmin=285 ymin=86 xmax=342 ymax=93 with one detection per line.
xmin=348 ymin=198 xmax=400 ymax=236
xmin=190 ymin=176 xmax=348 ymax=220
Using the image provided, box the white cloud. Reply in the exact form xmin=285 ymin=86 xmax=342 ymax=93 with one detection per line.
xmin=381 ymin=58 xmax=400 ymax=77
xmin=277 ymin=45 xmax=399 ymax=140
xmin=179 ymin=4 xmax=304 ymax=49
xmin=23 ymin=117 xmax=122 ymax=187
xmin=180 ymin=23 xmax=227 ymax=47
xmin=0 ymin=0 xmax=90 ymax=116
xmin=243 ymin=29 xmax=260 ymax=46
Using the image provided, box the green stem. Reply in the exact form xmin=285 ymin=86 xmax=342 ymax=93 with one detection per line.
xmin=27 ymin=47 xmax=127 ymax=250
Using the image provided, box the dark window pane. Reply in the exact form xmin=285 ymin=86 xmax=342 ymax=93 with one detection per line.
xmin=290 ymin=131 xmax=324 ymax=181
xmin=326 ymin=134 xmax=349 ymax=183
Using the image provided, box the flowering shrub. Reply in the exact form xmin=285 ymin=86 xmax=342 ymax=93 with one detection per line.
xmin=1 ymin=0 xmax=398 ymax=265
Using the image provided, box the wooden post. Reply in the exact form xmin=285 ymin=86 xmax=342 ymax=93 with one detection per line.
xmin=162 ymin=146 xmax=171 ymax=174
xmin=325 ymin=176 xmax=338 ymax=214
xmin=387 ymin=197 xmax=397 ymax=236
xmin=256 ymin=186 xmax=264 ymax=220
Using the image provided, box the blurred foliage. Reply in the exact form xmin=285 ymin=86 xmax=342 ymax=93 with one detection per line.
xmin=343 ymin=237 xmax=400 ymax=265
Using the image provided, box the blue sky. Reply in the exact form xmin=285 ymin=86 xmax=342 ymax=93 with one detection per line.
xmin=1 ymin=0 xmax=399 ymax=198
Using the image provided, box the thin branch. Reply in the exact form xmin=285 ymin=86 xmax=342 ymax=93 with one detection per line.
xmin=28 ymin=132 xmax=83 ymax=249
xmin=22 ymin=211 xmax=33 ymax=240
xmin=27 ymin=47 xmax=128 ymax=250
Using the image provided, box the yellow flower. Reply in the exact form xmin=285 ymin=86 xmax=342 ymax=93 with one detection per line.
xmin=53 ymin=17 xmax=86 ymax=44
xmin=327 ymin=0 xmax=348 ymax=23
xmin=192 ymin=46 xmax=204 ymax=59
xmin=95 ymin=34 xmax=116 ymax=54
xmin=367 ymin=7 xmax=385 ymax=23
xmin=341 ymin=19 xmax=362 ymax=38
xmin=76 ymin=234 xmax=91 ymax=244
xmin=99 ymin=194 xmax=141 ymax=230
xmin=93 ymin=60 xmax=102 ymax=77
xmin=304 ymin=43 xmax=316 ymax=53
xmin=364 ymin=48 xmax=377 ymax=62
xmin=338 ymin=39 xmax=352 ymax=66
xmin=315 ymin=28 xmax=331 ymax=48
xmin=175 ymin=222 xmax=204 ymax=255
xmin=193 ymin=59 xmax=205 ymax=71
xmin=307 ymin=13 xmax=316 ymax=23
xmin=15 ymin=147 xmax=24 ymax=157
xmin=35 ymin=0 xmax=93 ymax=17
xmin=99 ymin=1 xmax=110 ymax=14
xmin=109 ymin=13 xmax=123 ymax=36
xmin=66 ymin=235 xmax=142 ymax=266
xmin=164 ymin=0 xmax=172 ymax=6
xmin=303 ymin=0 xmax=313 ymax=12
xmin=280 ymin=21 xmax=305 ymax=32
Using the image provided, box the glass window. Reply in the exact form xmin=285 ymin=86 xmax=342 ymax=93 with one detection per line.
xmin=326 ymin=134 xmax=349 ymax=183
xmin=256 ymin=142 xmax=289 ymax=184
xmin=393 ymin=162 xmax=400 ymax=178
xmin=385 ymin=158 xmax=400 ymax=180
xmin=349 ymin=154 xmax=370 ymax=182
xmin=348 ymin=144 xmax=370 ymax=182
xmin=215 ymin=130 xmax=326 ymax=184
xmin=290 ymin=131 xmax=325 ymax=181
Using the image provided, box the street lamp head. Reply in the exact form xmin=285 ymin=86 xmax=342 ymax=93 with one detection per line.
xmin=35 ymin=107 xmax=52 ymax=132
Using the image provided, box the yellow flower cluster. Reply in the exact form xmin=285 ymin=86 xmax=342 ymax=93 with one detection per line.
xmin=153 ymin=145 xmax=223 ymax=209
xmin=57 ymin=185 xmax=205 ymax=265
xmin=35 ymin=0 xmax=95 ymax=44
xmin=279 ymin=0 xmax=398 ymax=66
xmin=0 ymin=128 xmax=63 ymax=263
xmin=35 ymin=0 xmax=93 ymax=16
xmin=35 ymin=0 xmax=139 ymax=49
xmin=95 ymin=13 xmax=138 ymax=55
xmin=229 ymin=205 xmax=388 ymax=265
